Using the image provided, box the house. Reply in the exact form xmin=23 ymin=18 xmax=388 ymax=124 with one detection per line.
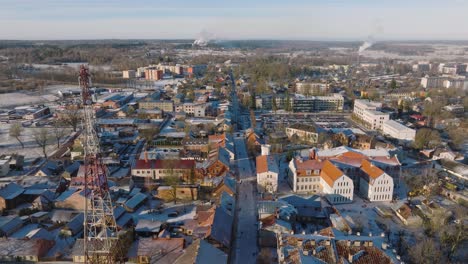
xmin=29 ymin=211 xmax=49 ymax=224
xmin=359 ymin=160 xmax=394 ymax=202
xmin=392 ymin=202 xmax=422 ymax=225
xmin=279 ymin=195 xmax=325 ymax=222
xmin=256 ymin=155 xmax=279 ymax=193
xmin=289 ymin=158 xmax=323 ymax=193
xmin=174 ymin=239 xmax=227 ymax=264
xmin=54 ymin=188 xmax=89 ymax=210
xmin=72 ymin=239 xmax=120 ymax=263
xmin=212 ymin=177 xmax=236 ymax=198
xmin=60 ymin=213 xmax=84 ymax=236
xmin=31 ymin=190 xmax=55 ymax=210
xmin=182 ymin=205 xmax=215 ymax=238
xmin=156 ymin=185 xmax=198 ymax=202
xmin=316 ymin=146 xmax=401 ymax=192
xmin=0 ymin=216 xmax=24 ymax=236
xmin=208 ymin=205 xmax=233 ymax=250
xmin=0 ymin=158 xmax=9 ymax=177
xmin=133 ymin=238 xmax=185 ymax=264
xmin=135 ymin=219 xmax=163 ymax=237
xmin=0 ymin=183 xmax=25 ymax=211
xmin=0 ymin=238 xmax=55 ymax=262
xmin=35 ymin=161 xmax=63 ymax=177
xmin=285 ymin=123 xmax=318 ymax=144
xmin=350 ymin=134 xmax=376 ymax=150
xmin=195 ymin=147 xmax=230 ymax=180
xmin=320 ymin=160 xmax=354 ymax=204
xmin=124 ymin=193 xmax=147 ymax=212
xmin=61 ymin=161 xmax=81 ymax=179
xmin=132 ymin=159 xmax=195 ymax=181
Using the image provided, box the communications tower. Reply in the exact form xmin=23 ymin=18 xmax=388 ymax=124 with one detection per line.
xmin=80 ymin=65 xmax=118 ymax=263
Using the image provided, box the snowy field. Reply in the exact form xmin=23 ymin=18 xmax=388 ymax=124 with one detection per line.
xmin=0 ymin=92 xmax=59 ymax=108
xmin=0 ymin=121 xmax=73 ymax=159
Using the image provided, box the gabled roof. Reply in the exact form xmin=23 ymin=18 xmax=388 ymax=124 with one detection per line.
xmin=0 ymin=183 xmax=24 ymax=200
xmin=135 ymin=219 xmax=162 ymax=233
xmin=64 ymin=213 xmax=84 ymax=234
xmin=210 ymin=206 xmax=233 ymax=248
xmin=360 ymin=160 xmax=384 ymax=180
xmin=294 ymin=159 xmax=323 ymax=176
xmin=124 ymin=192 xmax=147 ymax=210
xmin=256 ymin=155 xmax=279 ymax=174
xmin=320 ymin=160 xmax=344 ymax=187
xmin=0 ymin=216 xmax=23 ymax=232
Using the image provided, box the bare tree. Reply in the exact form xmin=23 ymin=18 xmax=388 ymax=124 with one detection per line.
xmin=9 ymin=122 xmax=24 ymax=148
xmin=34 ymin=128 xmax=51 ymax=159
xmin=60 ymin=108 xmax=82 ymax=132
xmin=52 ymin=120 xmax=67 ymax=148
xmin=409 ymin=238 xmax=442 ymax=264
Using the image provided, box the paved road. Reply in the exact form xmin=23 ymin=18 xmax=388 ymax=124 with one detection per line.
xmin=231 ymin=136 xmax=258 ymax=264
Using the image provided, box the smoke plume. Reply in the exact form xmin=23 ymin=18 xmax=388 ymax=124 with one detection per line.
xmin=193 ymin=30 xmax=216 ymax=47
xmin=358 ymin=19 xmax=383 ymax=54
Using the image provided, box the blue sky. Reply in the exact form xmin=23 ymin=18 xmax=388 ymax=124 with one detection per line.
xmin=1 ymin=0 xmax=468 ymax=40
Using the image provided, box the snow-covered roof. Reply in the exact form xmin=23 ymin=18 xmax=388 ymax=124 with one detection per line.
xmin=135 ymin=219 xmax=162 ymax=233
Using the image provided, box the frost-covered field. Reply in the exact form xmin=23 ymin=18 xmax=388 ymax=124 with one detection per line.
xmin=0 ymin=121 xmax=72 ymax=159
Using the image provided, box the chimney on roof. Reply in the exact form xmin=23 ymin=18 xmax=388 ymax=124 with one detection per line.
xmin=261 ymin=144 xmax=271 ymax=156
xmin=144 ymin=150 xmax=149 ymax=163
xmin=309 ymin=148 xmax=317 ymax=160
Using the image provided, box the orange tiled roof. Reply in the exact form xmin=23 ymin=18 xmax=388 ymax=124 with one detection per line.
xmin=208 ymin=134 xmax=226 ymax=147
xmin=320 ymin=160 xmax=344 ymax=187
xmin=256 ymin=155 xmax=269 ymax=174
xmin=360 ymin=160 xmax=384 ymax=179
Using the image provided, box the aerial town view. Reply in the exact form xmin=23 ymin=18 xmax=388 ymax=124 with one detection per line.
xmin=0 ymin=1 xmax=467 ymax=263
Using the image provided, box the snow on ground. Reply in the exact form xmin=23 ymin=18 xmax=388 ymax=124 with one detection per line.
xmin=334 ymin=196 xmax=422 ymax=245
xmin=133 ymin=203 xmax=197 ymax=224
xmin=0 ymin=121 xmax=73 ymax=159
xmin=0 ymin=92 xmax=59 ymax=108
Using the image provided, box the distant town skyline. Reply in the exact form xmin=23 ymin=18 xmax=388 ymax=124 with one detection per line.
xmin=1 ymin=0 xmax=468 ymax=40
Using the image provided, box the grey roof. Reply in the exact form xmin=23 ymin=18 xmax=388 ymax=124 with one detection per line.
xmin=280 ymin=194 xmax=322 ymax=208
xmin=0 ymin=216 xmax=23 ymax=233
xmin=62 ymin=213 xmax=84 ymax=235
xmin=0 ymin=183 xmax=25 ymax=200
xmin=196 ymin=239 xmax=228 ymax=264
xmin=97 ymin=118 xmax=135 ymax=126
xmin=220 ymin=191 xmax=235 ymax=214
xmin=135 ymin=219 xmax=162 ymax=233
xmin=50 ymin=210 xmax=77 ymax=223
xmin=116 ymin=213 xmax=132 ymax=228
xmin=113 ymin=206 xmax=126 ymax=219
xmin=279 ymin=195 xmax=324 ymax=219
xmin=223 ymin=177 xmax=236 ymax=194
xmin=210 ymin=207 xmax=233 ymax=248
xmin=55 ymin=188 xmax=79 ymax=202
xmin=124 ymin=193 xmax=147 ymax=210
xmin=64 ymin=161 xmax=81 ymax=175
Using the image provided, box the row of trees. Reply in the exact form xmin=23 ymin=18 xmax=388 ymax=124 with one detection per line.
xmin=9 ymin=121 xmax=69 ymax=159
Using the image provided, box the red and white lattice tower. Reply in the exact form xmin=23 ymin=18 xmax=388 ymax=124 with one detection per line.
xmin=79 ymin=65 xmax=118 ymax=263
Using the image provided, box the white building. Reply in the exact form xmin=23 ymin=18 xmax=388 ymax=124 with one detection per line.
xmin=175 ymin=103 xmax=206 ymax=117
xmin=285 ymin=124 xmax=318 ymax=143
xmin=288 ymin=158 xmax=353 ymax=204
xmin=359 ymin=160 xmax=393 ymax=202
xmin=256 ymin=154 xmax=279 ymax=193
xmin=0 ymin=159 xmax=9 ymax=177
xmin=382 ymin=120 xmax=416 ymax=141
xmin=320 ymin=160 xmax=354 ymax=204
xmin=353 ymin=99 xmax=389 ymax=130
